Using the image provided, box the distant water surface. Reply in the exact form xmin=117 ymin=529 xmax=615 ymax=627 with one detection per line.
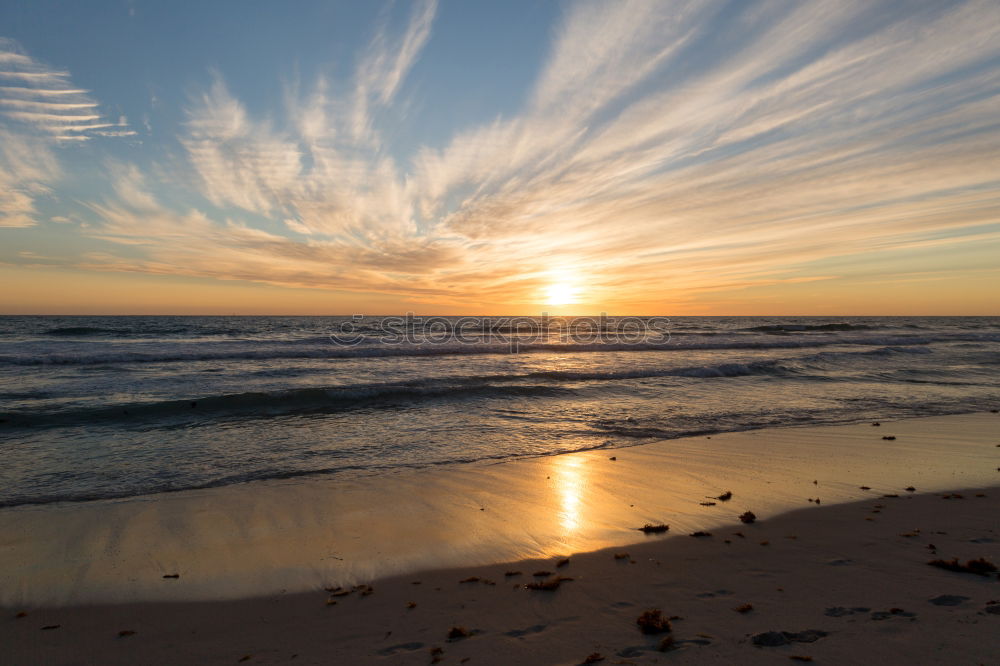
xmin=1 ymin=315 xmax=997 ymax=507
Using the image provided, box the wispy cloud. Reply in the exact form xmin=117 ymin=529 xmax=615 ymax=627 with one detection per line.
xmin=0 ymin=128 xmax=59 ymax=227
xmin=0 ymin=38 xmax=134 ymax=142
xmin=0 ymin=38 xmax=137 ymax=227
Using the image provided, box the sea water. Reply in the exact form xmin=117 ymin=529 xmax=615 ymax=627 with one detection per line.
xmin=1 ymin=315 xmax=997 ymax=507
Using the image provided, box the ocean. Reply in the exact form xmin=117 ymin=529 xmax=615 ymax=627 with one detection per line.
xmin=1 ymin=315 xmax=997 ymax=508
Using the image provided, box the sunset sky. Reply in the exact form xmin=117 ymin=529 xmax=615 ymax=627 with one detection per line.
xmin=1 ymin=0 xmax=998 ymax=315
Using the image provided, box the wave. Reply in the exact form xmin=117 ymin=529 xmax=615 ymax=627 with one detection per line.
xmin=0 ymin=438 xmax=623 ymax=509
xmin=3 ymin=333 xmax=991 ymax=366
xmin=0 ymin=383 xmax=577 ymax=427
xmin=43 ymin=326 xmax=117 ymax=336
xmin=40 ymin=324 xmax=249 ymax=338
xmin=0 ymin=358 xmax=805 ymax=428
xmin=741 ymin=323 xmax=876 ymax=333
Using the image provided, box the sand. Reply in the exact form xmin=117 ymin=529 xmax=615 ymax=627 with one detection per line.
xmin=2 ymin=412 xmax=998 ymax=663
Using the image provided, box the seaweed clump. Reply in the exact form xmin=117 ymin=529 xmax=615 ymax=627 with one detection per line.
xmin=636 ymin=609 xmax=672 ymax=635
xmin=525 ymin=576 xmax=574 ymax=591
xmin=928 ymin=557 xmax=997 ymax=576
xmin=638 ymin=524 xmax=670 ymax=534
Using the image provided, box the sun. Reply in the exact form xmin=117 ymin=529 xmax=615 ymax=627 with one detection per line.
xmin=545 ymin=281 xmax=578 ymax=305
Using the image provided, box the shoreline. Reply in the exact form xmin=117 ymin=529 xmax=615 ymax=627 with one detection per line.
xmin=1 ymin=412 xmax=998 ymax=608
xmin=3 ymin=486 xmax=998 ymax=664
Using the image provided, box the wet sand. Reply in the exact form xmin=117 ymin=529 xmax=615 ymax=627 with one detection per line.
xmin=1 ymin=412 xmax=998 ymax=663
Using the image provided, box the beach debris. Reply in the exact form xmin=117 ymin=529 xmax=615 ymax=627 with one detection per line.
xmin=407 ymin=601 xmax=417 ymax=609
xmin=614 ymin=552 xmax=630 ymax=560
xmin=739 ymin=511 xmax=757 ymax=524
xmin=638 ymin=523 xmax=670 ymax=534
xmin=899 ymin=530 xmax=920 ymax=537
xmin=15 ymin=611 xmax=27 ymax=618
xmin=162 ymin=573 xmax=180 ymax=579
xmin=733 ymin=531 xmax=745 ymax=538
xmin=609 ymin=456 xmax=617 ymax=461
xmin=411 ymin=580 xmax=422 ymax=585
xmin=691 ymin=531 xmax=713 ymax=537
xmin=118 ymin=630 xmax=136 ymax=638
xmin=882 ymin=436 xmax=896 ymax=440
xmin=504 ymin=570 xmax=522 ymax=577
xmin=582 ymin=653 xmax=605 ymax=664
xmin=459 ymin=576 xmax=480 ymax=583
xmin=760 ymin=540 xmax=770 ymax=546
xmin=976 ymin=493 xmax=987 ymax=497
xmin=813 ymin=480 xmax=818 ymax=485
xmin=928 ymin=595 xmax=970 ymax=606
xmin=556 ymin=558 xmax=570 ymax=568
xmin=733 ymin=603 xmax=754 ymax=613
xmin=636 ymin=609 xmax=672 ymax=634
xmin=931 ymin=557 xmax=997 ymax=576
xmin=525 ymin=576 xmax=574 ymax=591
xmin=355 ymin=584 xmax=374 ymax=596
xmin=882 ymin=494 xmax=899 ymax=498
xmin=238 ymin=656 xmax=251 ymax=663
xmin=700 ymin=501 xmax=716 ymax=506
xmin=324 ymin=598 xmax=337 ymax=606
xmin=533 ymin=570 xmax=553 ymax=577
xmin=905 ymin=486 xmax=916 ymax=492
xmin=860 ymin=486 xmax=871 ymax=490
xmin=40 ymin=625 xmax=61 ymax=631
xmin=717 ymin=491 xmax=733 ymax=501
xmin=752 ymin=630 xmax=827 ymax=646
xmin=872 ymin=422 xmax=881 ymax=426
xmin=447 ymin=626 xmax=471 ymax=640
xmin=658 ymin=635 xmax=675 ymax=651
xmin=430 ymin=646 xmax=444 ymax=664
xmin=941 ymin=493 xmax=965 ymax=499
xmin=327 ymin=588 xmax=351 ymax=597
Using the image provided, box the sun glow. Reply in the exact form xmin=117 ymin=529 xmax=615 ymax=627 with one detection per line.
xmin=545 ymin=281 xmax=578 ymax=306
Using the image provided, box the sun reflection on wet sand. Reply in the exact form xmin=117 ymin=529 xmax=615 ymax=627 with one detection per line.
xmin=552 ymin=454 xmax=588 ymax=534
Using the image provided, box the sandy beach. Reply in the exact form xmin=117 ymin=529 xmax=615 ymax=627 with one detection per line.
xmin=2 ymin=412 xmax=998 ymax=664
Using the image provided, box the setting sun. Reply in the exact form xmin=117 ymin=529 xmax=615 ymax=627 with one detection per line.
xmin=545 ymin=281 xmax=578 ymax=306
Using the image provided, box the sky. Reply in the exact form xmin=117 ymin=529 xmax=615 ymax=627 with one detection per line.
xmin=1 ymin=0 xmax=998 ymax=315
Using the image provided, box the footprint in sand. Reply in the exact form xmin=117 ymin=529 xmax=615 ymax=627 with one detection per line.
xmin=504 ymin=624 xmax=548 ymax=638
xmin=377 ymin=642 xmax=425 ymax=656
xmin=928 ymin=595 xmax=970 ymax=606
xmin=824 ymin=606 xmax=870 ymax=617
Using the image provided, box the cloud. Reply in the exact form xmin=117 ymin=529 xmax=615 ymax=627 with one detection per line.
xmin=0 ymin=38 xmax=131 ymax=142
xmin=26 ymin=0 xmax=1000 ymax=307
xmin=0 ymin=128 xmax=59 ymax=227
xmin=0 ymin=38 xmax=137 ymax=227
